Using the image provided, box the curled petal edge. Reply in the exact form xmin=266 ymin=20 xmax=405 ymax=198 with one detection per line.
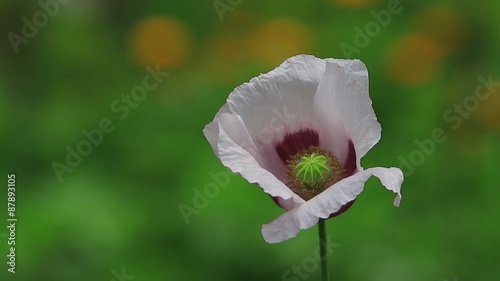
xmin=261 ymin=167 xmax=403 ymax=243
xmin=211 ymin=112 xmax=305 ymax=207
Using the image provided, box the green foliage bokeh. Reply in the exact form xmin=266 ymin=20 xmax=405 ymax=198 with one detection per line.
xmin=0 ymin=0 xmax=499 ymax=280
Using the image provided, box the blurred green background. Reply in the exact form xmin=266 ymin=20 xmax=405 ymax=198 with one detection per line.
xmin=0 ymin=0 xmax=499 ymax=280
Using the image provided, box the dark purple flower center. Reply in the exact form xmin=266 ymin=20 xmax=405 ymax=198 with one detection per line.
xmin=273 ymin=129 xmax=358 ymax=217
xmin=275 ymin=129 xmax=320 ymax=164
xmin=343 ymin=140 xmax=357 ymax=177
xmin=274 ymin=129 xmax=357 ymax=177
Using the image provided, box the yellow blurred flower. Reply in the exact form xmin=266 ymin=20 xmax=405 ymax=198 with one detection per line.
xmin=247 ymin=19 xmax=312 ymax=67
xmin=386 ymin=34 xmax=444 ymax=86
xmin=129 ymin=16 xmax=192 ymax=69
xmin=478 ymin=91 xmax=500 ymax=129
xmin=413 ymin=7 xmax=469 ymax=55
xmin=333 ymin=0 xmax=379 ymax=8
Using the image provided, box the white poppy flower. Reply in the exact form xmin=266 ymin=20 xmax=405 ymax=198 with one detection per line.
xmin=204 ymin=54 xmax=403 ymax=243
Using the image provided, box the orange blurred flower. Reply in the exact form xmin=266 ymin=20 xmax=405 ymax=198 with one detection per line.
xmin=333 ymin=0 xmax=379 ymax=8
xmin=413 ymin=7 xmax=470 ymax=55
xmin=247 ymin=19 xmax=312 ymax=67
xmin=129 ymin=16 xmax=192 ymax=69
xmin=386 ymin=34 xmax=444 ymax=86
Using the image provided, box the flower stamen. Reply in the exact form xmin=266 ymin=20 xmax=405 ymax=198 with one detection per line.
xmin=287 ymin=146 xmax=344 ymax=200
xmin=294 ymin=154 xmax=330 ymax=190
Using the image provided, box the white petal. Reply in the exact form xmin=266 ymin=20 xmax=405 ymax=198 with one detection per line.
xmin=261 ymin=167 xmax=403 ymax=243
xmin=223 ymin=55 xmax=334 ymax=180
xmin=210 ymin=112 xmax=305 ymax=208
xmin=204 ymin=103 xmax=231 ymax=156
xmin=227 ymin=55 xmax=324 ymax=137
xmin=313 ymin=59 xmax=381 ymax=167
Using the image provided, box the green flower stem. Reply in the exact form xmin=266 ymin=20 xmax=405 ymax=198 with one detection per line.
xmin=318 ymin=219 xmax=329 ymax=281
